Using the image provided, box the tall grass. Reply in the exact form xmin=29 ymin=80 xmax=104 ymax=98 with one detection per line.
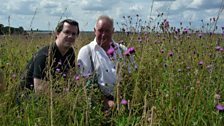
xmin=1 ymin=13 xmax=224 ymax=125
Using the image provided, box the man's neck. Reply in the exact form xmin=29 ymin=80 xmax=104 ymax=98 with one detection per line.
xmin=55 ymin=41 xmax=68 ymax=56
xmin=101 ymin=44 xmax=110 ymax=52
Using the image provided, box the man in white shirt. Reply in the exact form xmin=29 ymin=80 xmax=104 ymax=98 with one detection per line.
xmin=77 ymin=15 xmax=134 ymax=109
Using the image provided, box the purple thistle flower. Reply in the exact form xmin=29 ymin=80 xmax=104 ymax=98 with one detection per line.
xmin=198 ymin=61 xmax=204 ymax=65
xmin=62 ymin=73 xmax=66 ymax=77
xmin=74 ymin=75 xmax=80 ymax=80
xmin=183 ymin=28 xmax=188 ymax=34
xmin=220 ymin=47 xmax=224 ymax=52
xmin=198 ymin=33 xmax=202 ymax=38
xmin=168 ymin=51 xmax=174 ymax=56
xmin=120 ymin=99 xmax=128 ymax=105
xmin=107 ymin=47 xmax=114 ymax=55
xmin=215 ymin=104 xmax=224 ymax=111
xmin=160 ymin=49 xmax=164 ymax=53
xmin=137 ymin=36 xmax=142 ymax=42
xmin=124 ymin=50 xmax=130 ymax=56
xmin=215 ymin=46 xmax=221 ymax=51
xmin=58 ymin=61 xmax=62 ymax=65
xmin=128 ymin=47 xmax=135 ymax=54
xmin=56 ymin=68 xmax=60 ymax=73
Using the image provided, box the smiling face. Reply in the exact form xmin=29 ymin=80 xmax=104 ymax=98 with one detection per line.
xmin=56 ymin=22 xmax=79 ymax=50
xmin=94 ymin=18 xmax=114 ymax=49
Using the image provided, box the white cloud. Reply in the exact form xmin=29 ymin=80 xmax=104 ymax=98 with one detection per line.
xmin=0 ymin=0 xmax=223 ymax=32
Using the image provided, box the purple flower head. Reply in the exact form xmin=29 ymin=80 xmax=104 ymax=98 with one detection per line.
xmin=168 ymin=51 xmax=174 ymax=56
xmin=160 ymin=49 xmax=164 ymax=53
xmin=198 ymin=33 xmax=202 ymax=38
xmin=74 ymin=75 xmax=80 ymax=80
xmin=124 ymin=50 xmax=130 ymax=56
xmin=183 ymin=28 xmax=189 ymax=34
xmin=215 ymin=104 xmax=224 ymax=111
xmin=56 ymin=68 xmax=60 ymax=73
xmin=220 ymin=47 xmax=224 ymax=52
xmin=120 ymin=99 xmax=128 ymax=105
xmin=215 ymin=46 xmax=221 ymax=51
xmin=58 ymin=61 xmax=62 ymax=65
xmin=198 ymin=61 xmax=204 ymax=65
xmin=137 ymin=37 xmax=142 ymax=42
xmin=128 ymin=47 xmax=135 ymax=54
xmin=62 ymin=73 xmax=66 ymax=77
xmin=107 ymin=47 xmax=114 ymax=55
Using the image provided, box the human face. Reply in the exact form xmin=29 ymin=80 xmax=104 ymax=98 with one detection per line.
xmin=56 ymin=22 xmax=78 ymax=49
xmin=94 ymin=19 xmax=114 ymax=48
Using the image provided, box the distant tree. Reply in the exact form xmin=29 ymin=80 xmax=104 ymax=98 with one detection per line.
xmin=0 ymin=25 xmax=24 ymax=35
xmin=0 ymin=24 xmax=4 ymax=35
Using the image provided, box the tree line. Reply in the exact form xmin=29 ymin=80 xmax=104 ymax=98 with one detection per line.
xmin=0 ymin=24 xmax=25 ymax=35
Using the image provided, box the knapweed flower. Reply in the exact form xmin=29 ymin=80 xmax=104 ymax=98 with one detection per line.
xmin=56 ymin=68 xmax=60 ymax=73
xmin=215 ymin=104 xmax=224 ymax=111
xmin=137 ymin=37 xmax=142 ymax=42
xmin=160 ymin=49 xmax=164 ymax=53
xmin=58 ymin=61 xmax=62 ymax=65
xmin=107 ymin=47 xmax=114 ymax=55
xmin=168 ymin=51 xmax=174 ymax=56
xmin=120 ymin=99 xmax=128 ymax=105
xmin=128 ymin=47 xmax=135 ymax=54
xmin=62 ymin=73 xmax=66 ymax=77
xmin=215 ymin=46 xmax=221 ymax=51
xmin=198 ymin=61 xmax=204 ymax=65
xmin=198 ymin=33 xmax=202 ymax=38
xmin=74 ymin=75 xmax=80 ymax=80
xmin=124 ymin=50 xmax=130 ymax=56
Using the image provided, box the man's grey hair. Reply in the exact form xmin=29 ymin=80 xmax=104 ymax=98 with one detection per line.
xmin=95 ymin=15 xmax=114 ymax=28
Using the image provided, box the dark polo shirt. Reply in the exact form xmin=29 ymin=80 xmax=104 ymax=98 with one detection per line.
xmin=21 ymin=42 xmax=75 ymax=90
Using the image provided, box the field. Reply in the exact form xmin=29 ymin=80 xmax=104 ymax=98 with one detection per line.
xmin=0 ymin=19 xmax=224 ymax=125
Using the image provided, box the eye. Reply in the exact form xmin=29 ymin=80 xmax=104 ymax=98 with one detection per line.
xmin=63 ymin=30 xmax=77 ymax=36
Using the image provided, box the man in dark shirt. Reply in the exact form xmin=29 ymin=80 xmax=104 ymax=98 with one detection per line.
xmin=20 ymin=19 xmax=79 ymax=94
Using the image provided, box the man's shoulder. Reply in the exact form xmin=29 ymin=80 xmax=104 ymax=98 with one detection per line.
xmin=34 ymin=44 xmax=50 ymax=58
xmin=80 ymin=41 xmax=94 ymax=51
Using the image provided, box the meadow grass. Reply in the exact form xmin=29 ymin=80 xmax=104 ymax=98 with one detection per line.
xmin=0 ymin=16 xmax=224 ymax=126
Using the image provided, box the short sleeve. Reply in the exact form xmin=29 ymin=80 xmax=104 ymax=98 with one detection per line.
xmin=77 ymin=45 xmax=93 ymax=76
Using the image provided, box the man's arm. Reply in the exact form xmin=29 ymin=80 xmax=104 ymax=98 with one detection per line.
xmin=77 ymin=45 xmax=93 ymax=76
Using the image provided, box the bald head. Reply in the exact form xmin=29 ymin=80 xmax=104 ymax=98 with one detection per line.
xmin=94 ymin=15 xmax=114 ymax=50
xmin=95 ymin=15 xmax=114 ymax=29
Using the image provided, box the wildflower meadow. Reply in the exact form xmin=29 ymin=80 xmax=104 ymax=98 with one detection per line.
xmin=0 ymin=13 xmax=224 ymax=126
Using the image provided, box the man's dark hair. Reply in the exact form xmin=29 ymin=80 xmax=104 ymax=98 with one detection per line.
xmin=55 ymin=19 xmax=80 ymax=35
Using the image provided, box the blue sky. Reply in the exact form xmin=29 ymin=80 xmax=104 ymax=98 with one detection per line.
xmin=0 ymin=0 xmax=223 ymax=32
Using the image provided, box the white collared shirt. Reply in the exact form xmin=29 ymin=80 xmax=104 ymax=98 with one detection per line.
xmin=77 ymin=38 xmax=127 ymax=96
